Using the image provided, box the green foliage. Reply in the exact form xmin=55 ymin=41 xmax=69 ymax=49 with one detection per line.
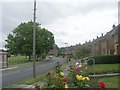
xmin=57 ymin=47 xmax=65 ymax=56
xmin=89 ymin=64 xmax=119 ymax=74
xmin=41 ymin=51 xmax=46 ymax=59
xmin=5 ymin=21 xmax=55 ymax=60
xmin=75 ymin=46 xmax=91 ymax=59
xmin=88 ymin=55 xmax=120 ymax=65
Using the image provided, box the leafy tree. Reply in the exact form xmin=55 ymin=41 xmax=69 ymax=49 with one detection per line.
xmin=5 ymin=21 xmax=55 ymax=61
xmin=75 ymin=45 xmax=91 ymax=59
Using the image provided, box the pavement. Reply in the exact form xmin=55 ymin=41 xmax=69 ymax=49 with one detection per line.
xmin=1 ymin=60 xmax=52 ymax=71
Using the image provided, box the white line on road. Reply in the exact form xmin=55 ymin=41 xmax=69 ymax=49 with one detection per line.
xmin=0 ymin=67 xmax=18 ymax=71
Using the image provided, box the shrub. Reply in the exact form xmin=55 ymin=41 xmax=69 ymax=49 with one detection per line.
xmin=88 ymin=55 xmax=120 ymax=65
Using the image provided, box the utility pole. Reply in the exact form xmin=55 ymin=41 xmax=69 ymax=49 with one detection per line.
xmin=33 ymin=0 xmax=36 ymax=78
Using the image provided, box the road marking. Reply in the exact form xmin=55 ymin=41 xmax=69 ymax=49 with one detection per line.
xmin=0 ymin=67 xmax=18 ymax=71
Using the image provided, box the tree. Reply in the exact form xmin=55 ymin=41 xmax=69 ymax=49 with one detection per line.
xmin=5 ymin=21 xmax=55 ymax=61
xmin=75 ymin=45 xmax=91 ymax=59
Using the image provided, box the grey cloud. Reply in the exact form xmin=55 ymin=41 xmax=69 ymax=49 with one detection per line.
xmin=37 ymin=1 xmax=117 ymax=25
xmin=1 ymin=1 xmax=118 ymax=48
xmin=2 ymin=1 xmax=117 ymax=28
xmin=72 ymin=2 xmax=117 ymax=15
xmin=2 ymin=2 xmax=33 ymax=33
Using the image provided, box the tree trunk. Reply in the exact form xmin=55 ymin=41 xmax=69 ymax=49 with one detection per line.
xmin=36 ymin=55 xmax=39 ymax=61
xmin=29 ymin=55 xmax=31 ymax=61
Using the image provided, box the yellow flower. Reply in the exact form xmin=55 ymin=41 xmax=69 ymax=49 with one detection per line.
xmin=82 ymin=77 xmax=85 ymax=80
xmin=54 ymin=75 xmax=58 ymax=78
xmin=85 ymin=77 xmax=90 ymax=81
xmin=60 ymin=72 xmax=64 ymax=76
xmin=65 ymin=84 xmax=69 ymax=88
xmin=77 ymin=75 xmax=83 ymax=80
xmin=76 ymin=75 xmax=79 ymax=78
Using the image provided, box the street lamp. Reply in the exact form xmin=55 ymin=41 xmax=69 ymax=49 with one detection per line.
xmin=64 ymin=43 xmax=68 ymax=62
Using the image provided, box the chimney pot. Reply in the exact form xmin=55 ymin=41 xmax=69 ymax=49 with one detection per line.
xmin=101 ymin=33 xmax=103 ymax=36
xmin=97 ymin=36 xmax=98 ymax=39
xmin=112 ymin=24 xmax=116 ymax=29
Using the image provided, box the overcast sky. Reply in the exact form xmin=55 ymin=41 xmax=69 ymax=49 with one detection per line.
xmin=1 ymin=0 xmax=119 ymax=49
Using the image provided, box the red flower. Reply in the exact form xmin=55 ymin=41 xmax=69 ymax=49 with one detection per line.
xmin=98 ymin=82 xmax=106 ymax=88
xmin=62 ymin=77 xmax=68 ymax=84
xmin=48 ymin=72 xmax=52 ymax=75
xmin=76 ymin=67 xmax=81 ymax=71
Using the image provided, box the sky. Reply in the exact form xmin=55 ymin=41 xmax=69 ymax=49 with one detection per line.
xmin=0 ymin=0 xmax=119 ymax=49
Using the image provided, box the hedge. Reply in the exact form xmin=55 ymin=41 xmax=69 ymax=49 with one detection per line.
xmin=87 ymin=55 xmax=120 ymax=65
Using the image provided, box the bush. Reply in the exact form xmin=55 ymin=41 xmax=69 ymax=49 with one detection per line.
xmin=88 ymin=55 xmax=120 ymax=65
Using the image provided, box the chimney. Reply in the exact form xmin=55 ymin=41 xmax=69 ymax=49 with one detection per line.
xmin=97 ymin=36 xmax=99 ymax=39
xmin=101 ymin=33 xmax=103 ymax=36
xmin=112 ymin=24 xmax=116 ymax=29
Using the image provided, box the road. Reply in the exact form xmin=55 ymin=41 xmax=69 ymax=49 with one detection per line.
xmin=2 ymin=57 xmax=66 ymax=87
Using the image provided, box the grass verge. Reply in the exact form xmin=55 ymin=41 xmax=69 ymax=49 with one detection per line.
xmin=97 ymin=76 xmax=119 ymax=88
xmin=89 ymin=64 xmax=119 ymax=74
xmin=8 ymin=55 xmax=28 ymax=65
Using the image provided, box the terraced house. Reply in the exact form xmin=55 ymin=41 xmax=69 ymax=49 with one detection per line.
xmin=66 ymin=24 xmax=120 ymax=57
xmin=90 ymin=24 xmax=120 ymax=56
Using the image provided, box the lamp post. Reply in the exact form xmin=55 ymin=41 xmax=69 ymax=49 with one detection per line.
xmin=64 ymin=43 xmax=68 ymax=62
xmin=33 ymin=0 xmax=36 ymax=78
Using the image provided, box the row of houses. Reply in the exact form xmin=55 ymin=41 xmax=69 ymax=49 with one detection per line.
xmin=68 ymin=24 xmax=120 ymax=56
xmin=49 ymin=24 xmax=120 ymax=57
xmin=90 ymin=25 xmax=120 ymax=56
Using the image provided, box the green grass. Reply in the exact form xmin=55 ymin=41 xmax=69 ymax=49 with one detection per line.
xmin=8 ymin=55 xmax=29 ymax=65
xmin=97 ymin=76 xmax=119 ymax=88
xmin=89 ymin=64 xmax=119 ymax=74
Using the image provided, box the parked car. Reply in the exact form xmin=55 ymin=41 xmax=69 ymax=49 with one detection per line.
xmin=44 ymin=56 xmax=52 ymax=60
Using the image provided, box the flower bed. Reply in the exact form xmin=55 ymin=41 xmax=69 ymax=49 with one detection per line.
xmin=43 ymin=61 xmax=107 ymax=89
